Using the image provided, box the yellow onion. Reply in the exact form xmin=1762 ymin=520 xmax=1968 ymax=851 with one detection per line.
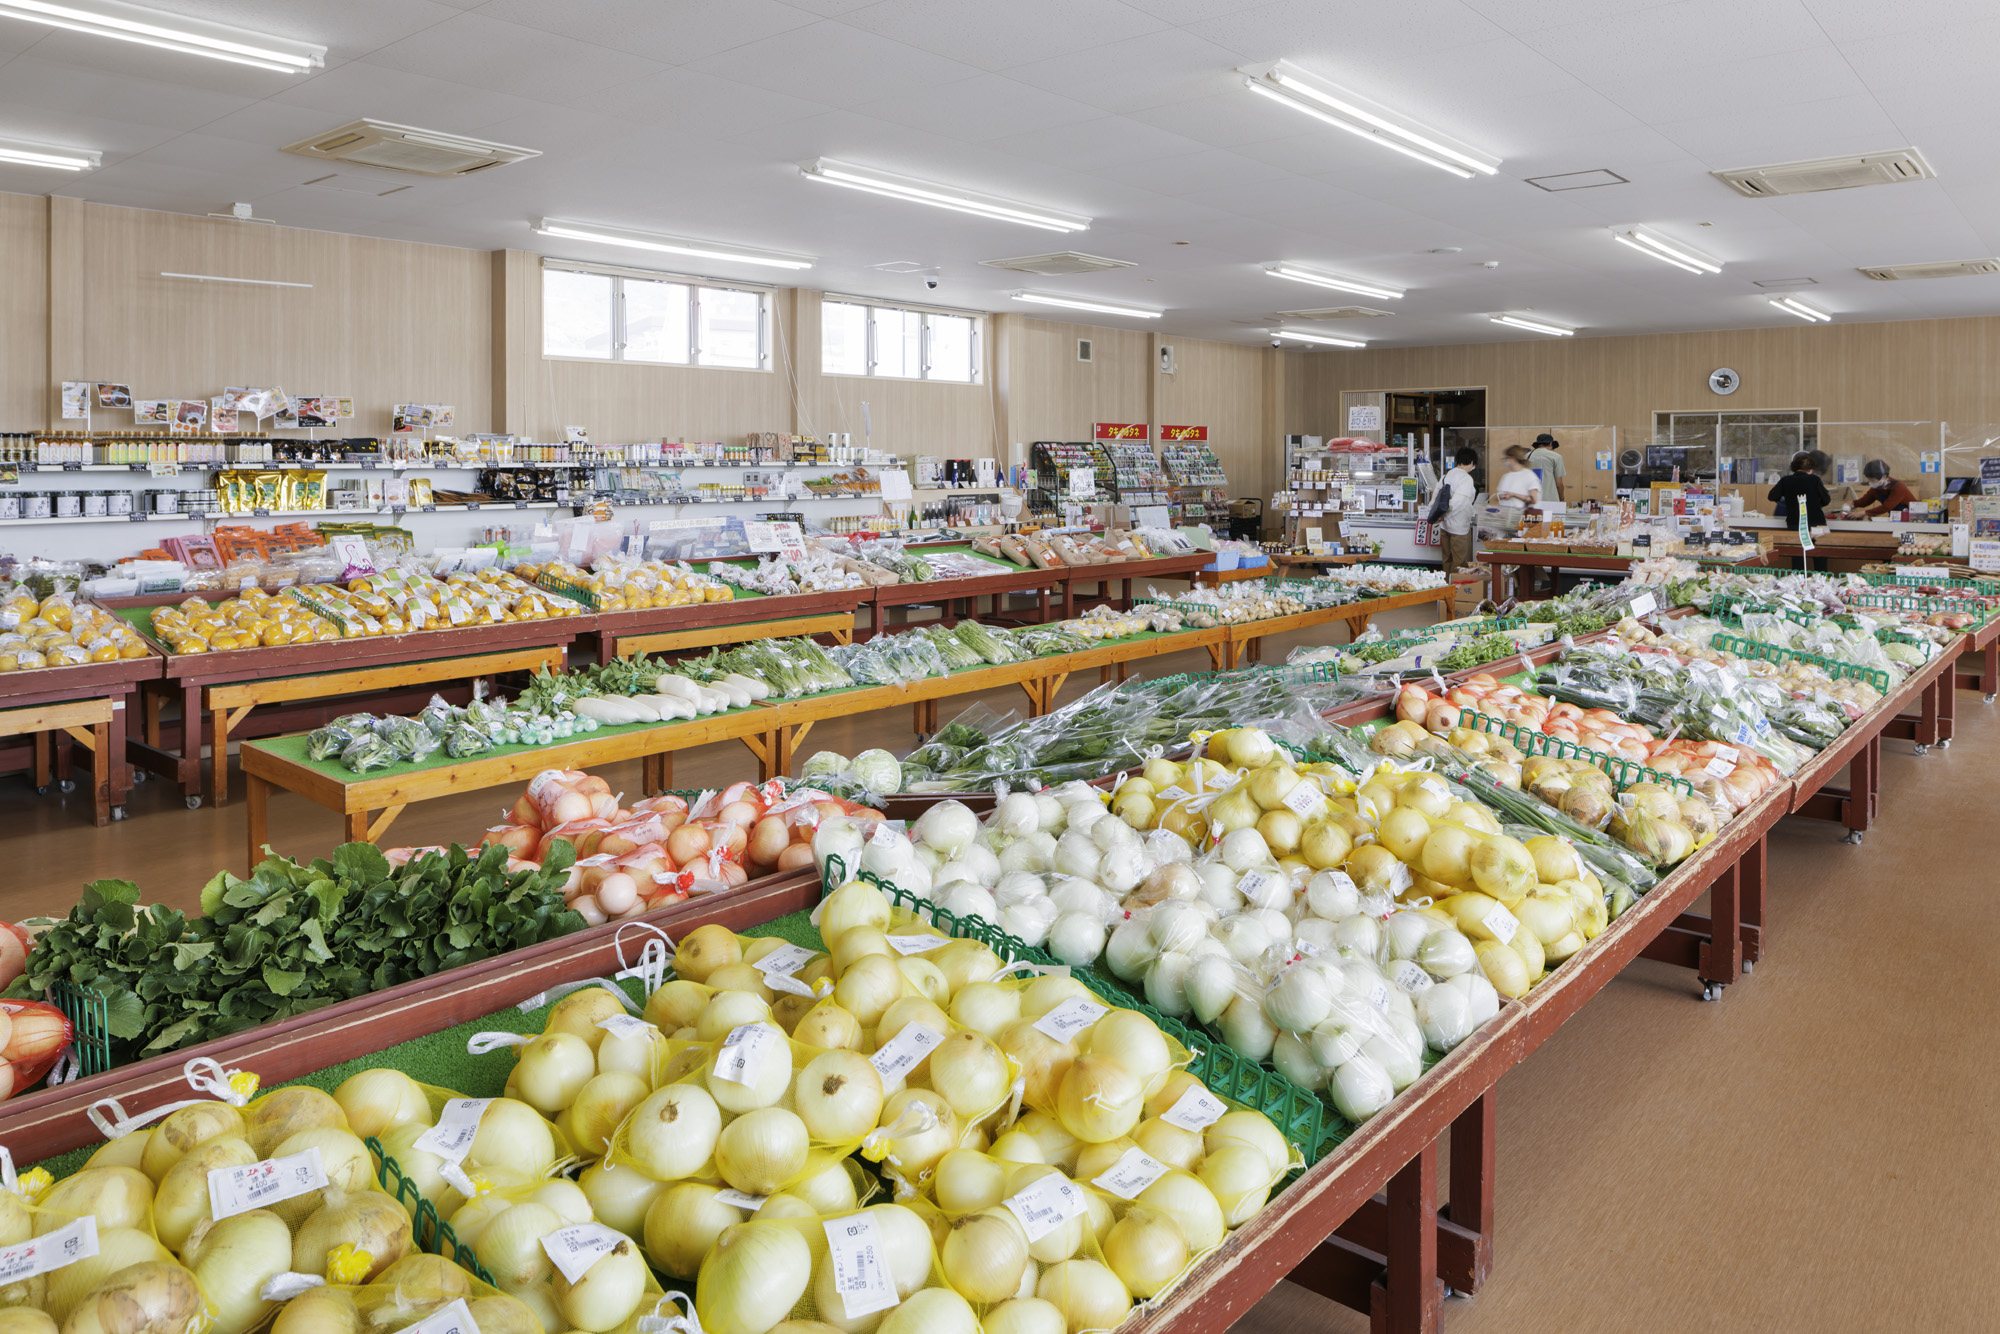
xmin=1132 ymin=1117 xmax=1203 ymax=1172
xmin=696 ymin=991 xmax=774 ymax=1043
xmin=675 ymin=924 xmax=744 ymax=983
xmin=0 ymin=1312 xmax=55 ymax=1334
xmin=469 ymin=1099 xmax=557 ymax=1178
xmin=792 ymin=1002 xmax=864 ymax=1052
xmin=513 ymin=1032 xmax=597 ymax=1119
xmin=874 ymin=998 xmax=953 ymax=1060
xmin=697 ymin=1222 xmax=813 ymax=1334
xmin=1005 ymin=1165 xmax=1085 ymax=1264
xmin=46 ymin=1229 xmax=170 ymax=1324
xmin=580 ymin=1160 xmax=667 ymax=1236
xmin=1136 ymin=1171 xmax=1224 ymax=1251
xmin=818 ymin=881 xmax=892 ymax=947
xmin=932 ymin=1149 xmax=1007 ymax=1215
xmin=833 ymin=955 xmax=907 ymax=1030
xmin=941 ymin=1207 xmax=1030 ymax=1303
xmin=876 ymin=1090 xmax=957 ymax=1180
xmin=243 ymin=1087 xmax=348 ymax=1159
xmin=926 ymin=1032 xmax=1012 ymax=1121
xmin=999 ymin=1021 xmax=1074 ymax=1109
xmin=645 ymin=1183 xmax=750 ymax=1281
xmin=1204 ymin=1111 xmax=1289 ymax=1178
xmin=708 ymin=963 xmax=779 ymax=1004
xmin=85 ymin=1133 xmax=151 ymax=1174
xmin=546 ymin=986 xmax=632 ymax=1050
xmin=293 ymin=1189 xmax=412 ymax=1281
xmin=796 ymin=1050 xmax=885 ymax=1143
xmin=270 ymin=1285 xmax=360 ymax=1334
xmin=266 ymin=1127 xmax=374 ymax=1228
xmin=1018 ymin=974 xmax=1091 ymax=1021
xmin=1037 ymin=1260 xmax=1130 ymax=1334
xmin=66 ymin=1261 xmax=202 ymax=1334
xmin=644 ymin=980 xmax=714 ymax=1031
xmin=830 ymin=926 xmax=893 ymax=975
xmin=1102 ymin=1206 xmax=1189 ymax=1298
xmin=989 ymin=1131 xmax=1043 ymax=1166
xmin=156 ymin=1135 xmax=255 ymax=1253
xmin=35 ymin=1167 xmax=152 ymax=1237
xmin=880 ymin=1289 xmax=978 ymax=1334
xmin=627 ymin=1083 xmax=723 ymax=1179
xmin=930 ymin=940 xmax=1004 ymax=996
xmin=506 ymin=1288 xmax=561 ymax=1334
xmin=981 ymin=1299 xmax=1066 ymax=1334
xmin=473 ymin=1202 xmax=561 ymax=1290
xmin=596 ymin=1023 xmax=670 ymax=1086
xmin=947 ymin=983 xmax=1021 ymax=1040
xmin=1072 ymin=1138 xmax=1137 ymax=1185
xmin=553 ymin=1233 xmax=648 ymax=1333
xmin=140 ymin=1103 xmax=245 ymax=1183
xmin=570 ymin=1072 xmax=651 ymax=1157
xmin=1079 ymin=1011 xmax=1172 ymax=1096
xmin=446 ymin=1193 xmax=514 ymax=1251
xmin=531 ymin=1179 xmax=593 ymax=1228
xmin=895 ymin=957 xmax=950 ymax=1007
xmin=464 ymin=1296 xmax=542 ymax=1334
xmin=376 ymin=1252 xmax=473 ymax=1294
xmin=706 ymin=1023 xmax=793 ymax=1113
xmin=375 ymin=1122 xmax=464 ymax=1218
xmin=1012 ymin=1112 xmax=1081 ymax=1173
xmin=786 ymin=1158 xmax=860 ymax=1215
xmin=186 ymin=1209 xmax=293 ymax=1334
xmin=716 ymin=1108 xmax=810 ymax=1196
xmin=1055 ymin=1056 xmax=1144 ymax=1144
xmin=1198 ymin=1144 xmax=1273 ymax=1227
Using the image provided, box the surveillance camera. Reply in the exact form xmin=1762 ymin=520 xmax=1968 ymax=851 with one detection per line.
xmin=924 ymin=276 xmax=939 ymax=290
xmin=1271 ymin=338 xmax=1283 ymax=348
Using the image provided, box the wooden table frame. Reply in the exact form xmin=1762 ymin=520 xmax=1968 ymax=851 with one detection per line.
xmin=1061 ymin=553 xmax=1215 ymax=614
xmin=0 ymin=696 xmax=118 ymax=824
xmin=0 ymin=654 xmax=158 ymax=824
xmin=1953 ymin=617 xmax=1999 ymax=701
xmin=1192 ymin=565 xmax=1277 ymax=588
xmin=608 ymin=612 xmax=854 ymax=659
xmin=863 ymin=571 xmax=1060 ymax=641
xmin=1477 ymin=550 xmax=1638 ymax=602
xmin=587 ymin=588 xmax=867 ymax=661
xmin=1790 ymin=641 xmax=1960 ymax=842
xmin=1227 ymin=587 xmax=1458 ymax=667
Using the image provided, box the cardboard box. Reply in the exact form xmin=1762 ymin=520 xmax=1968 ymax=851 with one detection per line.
xmin=1449 ymin=567 xmax=1489 ymax=614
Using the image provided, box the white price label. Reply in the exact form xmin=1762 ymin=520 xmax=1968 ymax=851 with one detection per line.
xmin=1159 ymin=1084 xmax=1228 ymax=1132
xmin=413 ymin=1098 xmax=490 ymax=1164
xmin=1091 ymin=1148 xmax=1171 ymax=1200
xmin=1387 ymin=960 xmax=1434 ymax=996
xmin=1291 ymin=939 xmax=1321 ymax=958
xmin=405 ymin=1298 xmax=480 ymax=1334
xmin=869 ymin=1023 xmax=944 ymax=1083
xmin=1366 ymin=981 xmax=1392 ymax=1013
xmin=1281 ymin=782 xmax=1327 ymax=819
xmin=0 ymin=1217 xmax=97 ymax=1284
xmin=540 ymin=1223 xmax=629 ymax=1285
xmin=1629 ymin=592 xmax=1658 ymax=617
xmin=1703 ymin=756 xmax=1736 ymax=778
xmin=1158 ymin=785 xmax=1191 ymax=801
xmin=1328 ymin=871 xmax=1359 ymax=896
xmin=1002 ymin=1174 xmax=1089 ymax=1243
xmin=1713 ymin=746 xmax=1739 ymax=764
xmin=1234 ymin=870 xmax=1273 ymax=902
xmin=209 ymin=1145 xmax=329 ymax=1221
xmin=1482 ymin=904 xmax=1519 ymax=946
xmin=823 ymin=1214 xmax=898 ymax=1318
xmin=713 ymin=1023 xmax=782 ymax=1086
xmin=885 ymin=933 xmax=948 ymax=955
xmin=1032 ymin=996 xmax=1108 ymax=1044
xmin=714 ymin=1189 xmax=766 ymax=1211
xmin=868 ymin=822 xmax=900 ymax=846
xmin=1418 ymin=777 xmax=1451 ymax=805
xmin=754 ymin=944 xmax=818 ymax=977
xmin=597 ymin=1013 xmax=654 ymax=1040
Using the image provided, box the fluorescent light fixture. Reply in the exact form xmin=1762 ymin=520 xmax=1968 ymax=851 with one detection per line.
xmin=1011 ymin=291 xmax=1161 ymax=319
xmin=161 ymin=272 xmax=312 ymax=289
xmin=801 ymin=158 xmax=1089 ymax=233
xmin=1274 ymin=329 xmax=1366 ymax=348
xmin=0 ymin=0 xmax=325 ymax=72
xmin=1265 ymin=264 xmax=1403 ymax=300
xmin=1611 ymin=226 xmax=1721 ymax=274
xmin=533 ymin=219 xmax=813 ymax=271
xmin=1490 ymin=314 xmax=1574 ymax=336
xmin=0 ymin=135 xmax=97 ymax=170
xmin=1769 ymin=296 xmax=1831 ymax=322
xmin=1241 ymin=60 xmax=1499 ymax=178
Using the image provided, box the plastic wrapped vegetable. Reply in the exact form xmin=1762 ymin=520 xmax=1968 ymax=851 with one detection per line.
xmin=418 ymin=694 xmax=459 ymax=737
xmin=305 ymin=726 xmax=348 ymax=762
xmin=339 ymin=732 xmax=399 ymax=773
xmin=445 ymin=721 xmax=493 ymax=758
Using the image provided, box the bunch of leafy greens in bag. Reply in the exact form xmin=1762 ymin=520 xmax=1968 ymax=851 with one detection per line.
xmin=12 ymin=842 xmax=583 ymax=1067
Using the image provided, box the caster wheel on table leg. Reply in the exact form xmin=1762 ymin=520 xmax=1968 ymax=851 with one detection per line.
xmin=185 ymin=794 xmax=203 ymax=810
xmin=58 ymin=779 xmax=75 ymax=794
xmin=131 ymin=770 xmax=148 ymax=784
xmin=1843 ymin=829 xmax=1864 ymax=845
xmin=34 ymin=785 xmax=49 ymax=797
xmin=1700 ymin=983 xmax=1717 ymax=1002
xmin=110 ymin=806 xmax=127 ymax=821
xmin=1742 ymin=959 xmax=1754 ymax=975
xmin=1939 ymin=738 xmax=1951 ymax=749
xmin=1913 ymin=744 xmax=1930 ymax=757
xmin=1986 ymin=693 xmax=1996 ymax=704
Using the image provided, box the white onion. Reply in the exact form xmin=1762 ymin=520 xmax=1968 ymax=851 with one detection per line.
xmin=1416 ymin=977 xmax=1475 ymax=1050
xmin=1329 ymin=1053 xmax=1395 ymax=1121
xmin=1097 ymin=844 xmax=1145 ymax=894
xmin=1047 ymin=913 xmax=1106 ymax=966
xmin=999 ymin=902 xmax=1056 ymax=948
xmin=1271 ymin=1030 xmax=1331 ymax=1091
xmin=935 ymin=881 xmax=999 ymax=925
xmin=1149 ymin=901 xmax=1207 ymax=954
xmin=1249 ymin=906 xmax=1292 ymax=943
xmin=1213 ymin=914 xmax=1271 ymax=964
xmin=1185 ymin=955 xmax=1241 ymax=1025
xmin=1381 ymin=911 xmax=1432 ymax=962
xmin=958 ymin=843 xmax=1002 ymax=886
xmin=1308 ymin=1020 xmax=1365 ymax=1070
xmin=1104 ymin=919 xmax=1154 ymax=981
xmin=1265 ymin=967 xmax=1333 ymax=1033
xmin=915 ymin=802 xmax=979 ymax=858
xmin=1305 ymin=871 xmax=1360 ymax=921
xmin=1217 ymin=830 xmax=1270 ymax=873
xmin=813 ymin=820 xmax=866 ymax=873
xmin=1219 ymin=995 xmax=1276 ymax=1062
xmin=796 ymin=1049 xmax=885 ymax=1142
xmin=626 ymin=1084 xmax=722 ymax=1179
xmin=1048 ymin=877 xmax=1109 ymax=918
xmin=995 ymin=871 xmax=1049 ymax=907
xmin=1331 ymin=914 xmax=1382 ymax=959
xmin=996 ymin=793 xmax=1041 ymax=838
xmin=1142 ymin=952 xmax=1193 ymax=1017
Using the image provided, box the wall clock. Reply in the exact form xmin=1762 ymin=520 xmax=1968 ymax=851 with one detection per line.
xmin=1708 ymin=367 xmax=1741 ymax=395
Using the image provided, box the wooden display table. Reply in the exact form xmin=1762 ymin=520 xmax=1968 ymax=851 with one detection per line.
xmin=1478 ymin=549 xmax=1634 ymax=601
xmin=589 ymin=587 xmax=865 ymax=659
xmin=1192 ymin=564 xmax=1276 ymax=588
xmin=863 ymin=547 xmax=1060 ymax=640
xmin=607 ymin=611 xmax=855 ymax=660
xmin=1063 ymin=551 xmax=1214 ymax=613
xmin=1954 ymin=615 xmax=2000 ymax=701
xmin=0 ymin=653 xmax=160 ymax=824
xmin=241 ymin=703 xmax=783 ymax=873
xmin=1271 ymin=552 xmax=1369 ymax=572
xmin=119 ymin=613 xmax=583 ymax=809
xmin=1227 ymin=586 xmax=1456 ymax=667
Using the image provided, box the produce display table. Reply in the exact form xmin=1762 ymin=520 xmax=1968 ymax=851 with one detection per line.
xmin=1271 ymin=552 xmax=1369 ymax=572
xmin=862 ymin=545 xmax=1059 ymax=640
xmin=1063 ymin=551 xmax=1215 ymax=613
xmin=240 ymin=702 xmax=781 ymax=871
xmin=0 ymin=654 xmax=159 ymax=824
xmin=766 ymin=657 xmax=1070 ymax=775
xmin=1790 ymin=641 xmax=1960 ymax=842
xmin=1034 ymin=627 xmax=1231 ymax=702
xmin=1228 ymin=586 xmax=1457 ymax=667
xmin=1192 ymin=564 xmax=1276 ymax=588
xmin=1478 ymin=550 xmax=1633 ymax=601
xmin=1954 ymin=615 xmax=2000 ymax=700
xmin=589 ymin=586 xmax=865 ymax=659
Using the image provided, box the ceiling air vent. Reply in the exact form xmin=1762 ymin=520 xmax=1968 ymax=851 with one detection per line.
xmin=981 ymin=251 xmax=1134 ymax=276
xmin=1278 ymin=306 xmax=1392 ymax=320
xmin=1714 ymin=148 xmax=1933 ymax=198
xmin=283 ymin=120 xmax=539 ymax=177
xmin=1858 ymin=258 xmax=2000 ymax=281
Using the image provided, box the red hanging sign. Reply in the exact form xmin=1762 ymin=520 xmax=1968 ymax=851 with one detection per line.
xmin=1093 ymin=423 xmax=1147 ymax=440
xmin=1159 ymin=425 xmax=1207 ymax=441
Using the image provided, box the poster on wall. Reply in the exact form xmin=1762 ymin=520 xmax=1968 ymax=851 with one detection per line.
xmin=170 ymin=399 xmax=207 ymax=436
xmin=296 ymin=397 xmax=335 ymax=428
xmin=392 ymin=404 xmax=423 ymax=434
xmin=429 ymin=405 xmax=455 ymax=428
xmin=96 ymin=383 xmax=131 ymax=409
xmin=1347 ymin=404 xmax=1382 ymax=431
xmin=60 ymin=382 xmax=89 ymax=419
xmin=211 ymin=400 xmax=239 ymax=433
xmin=336 ymin=397 xmax=355 ymax=419
xmin=219 ymin=387 xmax=252 ymax=412
xmin=265 ymin=386 xmax=291 ymax=418
xmin=134 ymin=399 xmax=170 ymax=424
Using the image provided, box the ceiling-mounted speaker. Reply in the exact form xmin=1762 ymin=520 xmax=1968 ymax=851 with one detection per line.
xmin=1159 ymin=344 xmax=1176 ymax=374
xmin=1618 ymin=447 xmax=1644 ymax=470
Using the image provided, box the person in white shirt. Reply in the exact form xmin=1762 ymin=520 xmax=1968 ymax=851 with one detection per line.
xmin=1436 ymin=447 xmax=1480 ymax=573
xmin=1527 ymin=432 xmax=1565 ymax=502
xmin=1494 ymin=444 xmax=1542 ymax=532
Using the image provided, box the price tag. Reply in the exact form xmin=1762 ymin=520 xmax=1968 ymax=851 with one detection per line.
xmin=252 ymin=507 xmax=271 ymax=517
xmin=61 ymin=461 xmax=81 ymax=472
xmin=869 ymin=1023 xmax=943 ymax=1083
xmin=1387 ymin=960 xmax=1434 ymax=996
xmin=1327 ymin=870 xmax=1358 ymax=896
xmin=753 ymin=944 xmax=818 ymax=978
xmin=1629 ymin=592 xmax=1658 ymax=617
xmin=1159 ymin=1084 xmax=1228 ymax=1132
xmin=1092 ymin=1148 xmax=1171 ymax=1200
xmin=1703 ymin=756 xmax=1736 ymax=778
xmin=1481 ymin=903 xmax=1518 ymax=945
xmin=1291 ymin=939 xmax=1321 ymax=958
xmin=714 ymin=1189 xmax=765 ymax=1211
xmin=868 ymin=822 xmax=901 ymax=847
xmin=1366 ymin=981 xmax=1392 ymax=1013
xmin=465 ymin=502 xmax=480 ymax=511
xmin=1032 ymin=996 xmax=1108 ymax=1044
xmin=596 ymin=1013 xmax=654 ymax=1040
xmin=128 ymin=513 xmax=147 ymax=522
xmin=1158 ymin=785 xmax=1191 ymax=801
xmin=823 ymin=1214 xmax=898 ymax=1318
xmin=1281 ymin=782 xmax=1327 ymax=818
xmin=421 ymin=504 xmax=437 ymax=512
xmin=405 ymin=1298 xmax=479 ymax=1334
xmin=885 ymin=933 xmax=947 ymax=955
xmin=209 ymin=1145 xmax=329 ymax=1221
xmin=1234 ymin=869 xmax=1274 ymax=902
xmin=515 ymin=500 xmax=529 ymax=509
xmin=1002 ymin=1173 xmax=1088 ymax=1243
xmin=540 ymin=1222 xmax=628 ymax=1284
xmin=0 ymin=1217 xmax=97 ymax=1284
xmin=361 ymin=460 xmax=377 ymax=470
xmin=1713 ymin=746 xmax=1739 ymax=764
xmin=413 ymin=1098 xmax=490 ymax=1163
xmin=713 ymin=1023 xmax=781 ymax=1086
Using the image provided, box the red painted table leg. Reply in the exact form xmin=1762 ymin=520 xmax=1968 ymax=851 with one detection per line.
xmin=1443 ymin=1090 xmax=1495 ymax=1293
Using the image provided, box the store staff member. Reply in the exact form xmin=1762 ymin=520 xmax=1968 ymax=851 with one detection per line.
xmin=1527 ymin=432 xmax=1565 ymax=502
xmin=1843 ymin=459 xmax=1917 ymax=518
xmin=1436 ymin=447 xmax=1480 ymax=574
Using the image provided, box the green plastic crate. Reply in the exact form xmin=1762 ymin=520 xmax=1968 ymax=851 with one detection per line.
xmin=366 ymin=1135 xmax=498 ymax=1283
xmin=1708 ymin=632 xmax=1892 ymax=693
xmin=48 ymin=980 xmax=113 ymax=1078
xmin=1459 ymin=709 xmax=1692 ymax=795
xmin=821 ymin=855 xmax=1333 ymax=1168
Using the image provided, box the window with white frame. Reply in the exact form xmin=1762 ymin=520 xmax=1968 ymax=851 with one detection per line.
xmin=821 ymin=298 xmax=981 ymax=382
xmin=542 ymin=263 xmax=769 ymax=369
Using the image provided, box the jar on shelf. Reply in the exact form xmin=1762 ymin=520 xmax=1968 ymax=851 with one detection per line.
xmin=23 ymin=493 xmax=52 ymax=519
xmin=53 ymin=492 xmax=81 ymax=519
xmin=107 ymin=491 xmax=132 ymax=516
xmin=81 ymin=491 xmax=108 ymax=517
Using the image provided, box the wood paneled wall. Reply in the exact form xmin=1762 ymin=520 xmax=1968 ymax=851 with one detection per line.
xmin=1289 ymin=316 xmax=2000 ymax=436
xmin=0 ymin=193 xmax=46 ymax=431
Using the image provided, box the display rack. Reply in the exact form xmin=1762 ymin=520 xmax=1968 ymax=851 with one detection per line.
xmin=1028 ymin=441 xmax=1104 ymax=520
xmin=1160 ymin=440 xmax=1230 ymax=526
xmin=1097 ymin=439 xmax=1171 ymax=508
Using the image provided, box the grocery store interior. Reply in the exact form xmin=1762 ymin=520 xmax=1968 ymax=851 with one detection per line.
xmin=2 ymin=3 xmax=1996 ymax=1333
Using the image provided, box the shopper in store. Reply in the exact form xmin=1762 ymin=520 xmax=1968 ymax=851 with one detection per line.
xmin=1768 ymin=451 xmax=1832 ymax=570
xmin=1494 ymin=444 xmax=1542 ymax=533
xmin=1841 ymin=459 xmax=1918 ymax=518
xmin=1527 ymin=432 xmax=1565 ymax=502
xmin=1434 ymin=446 xmax=1480 ymax=573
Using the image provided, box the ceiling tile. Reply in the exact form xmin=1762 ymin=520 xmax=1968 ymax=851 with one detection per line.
xmin=471 ymin=0 xmax=817 ymax=65
xmin=839 ymin=0 xmax=1169 ymax=71
xmin=1183 ymin=0 xmax=1511 ymax=59
xmin=1002 ymin=28 xmax=1250 ymax=114
xmin=359 ymin=12 xmax=670 ymax=96
xmin=846 ymin=74 xmax=1101 ymax=142
xmin=987 ymin=115 xmax=1210 ymax=173
xmin=268 ymin=61 xmax=551 ymax=134
xmin=0 ymin=55 xmax=258 ymax=130
xmin=686 ymin=21 xmax=982 ymax=107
